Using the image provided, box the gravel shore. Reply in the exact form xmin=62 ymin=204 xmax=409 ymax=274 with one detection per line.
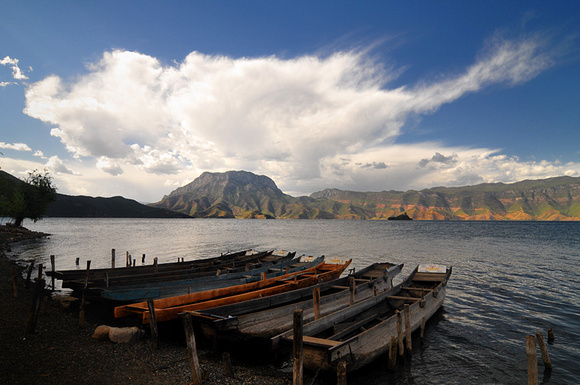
xmin=0 ymin=225 xmax=322 ymax=385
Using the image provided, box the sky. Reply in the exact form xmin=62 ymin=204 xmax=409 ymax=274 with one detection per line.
xmin=1 ymin=1 xmax=579 ymax=202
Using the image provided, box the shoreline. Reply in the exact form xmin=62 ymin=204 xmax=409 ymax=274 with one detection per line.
xmin=0 ymin=225 xmax=312 ymax=385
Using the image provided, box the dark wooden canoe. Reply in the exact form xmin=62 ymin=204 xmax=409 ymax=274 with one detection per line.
xmin=59 ymin=250 xmax=282 ymax=291
xmin=100 ymin=253 xmax=311 ymax=302
xmin=49 ymin=249 xmax=272 ymax=283
xmin=114 ymin=258 xmax=352 ymax=324
xmin=190 ymin=262 xmax=404 ymax=342
xmin=273 ymin=264 xmax=452 ymax=373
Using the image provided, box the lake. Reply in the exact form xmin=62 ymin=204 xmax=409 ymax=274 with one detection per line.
xmin=8 ymin=218 xmax=580 ymax=384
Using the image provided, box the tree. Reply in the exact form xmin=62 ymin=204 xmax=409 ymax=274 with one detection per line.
xmin=7 ymin=169 xmax=57 ymax=227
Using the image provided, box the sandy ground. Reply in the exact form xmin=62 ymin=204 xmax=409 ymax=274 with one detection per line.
xmin=0 ymin=225 xmax=323 ymax=385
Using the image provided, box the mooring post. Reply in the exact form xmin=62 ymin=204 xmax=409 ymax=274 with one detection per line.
xmin=547 ymin=328 xmax=555 ymax=343
xmin=26 ymin=266 xmax=45 ymax=335
xmin=404 ymin=304 xmax=412 ymax=353
xmin=79 ymin=260 xmax=91 ymax=328
xmin=313 ymin=287 xmax=321 ymax=320
xmin=293 ymin=309 xmax=303 ymax=385
xmin=337 ymin=360 xmax=347 ymax=385
xmin=396 ymin=310 xmax=404 ymax=358
xmin=142 ymin=254 xmax=146 ymax=263
xmin=25 ymin=260 xmax=35 ymax=288
xmin=75 ymin=257 xmax=79 ymax=265
xmin=420 ymin=317 xmax=426 ymax=343
xmin=349 ymin=276 xmax=355 ymax=305
xmin=222 ymin=352 xmax=235 ymax=378
xmin=147 ymin=298 xmax=159 ymax=349
xmin=126 ymin=251 xmax=130 ymax=267
xmin=535 ymin=332 xmax=552 ymax=371
xmin=153 ymin=257 xmax=158 ymax=273
xmin=181 ymin=313 xmax=202 ymax=385
xmin=12 ymin=266 xmax=18 ymax=298
xmin=388 ymin=335 xmax=397 ymax=371
xmin=50 ymin=255 xmax=55 ymax=291
xmin=526 ymin=335 xmax=538 ymax=385
xmin=111 ymin=248 xmax=115 ymax=268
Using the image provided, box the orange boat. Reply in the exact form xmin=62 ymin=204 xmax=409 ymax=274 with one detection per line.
xmin=115 ymin=258 xmax=352 ymax=324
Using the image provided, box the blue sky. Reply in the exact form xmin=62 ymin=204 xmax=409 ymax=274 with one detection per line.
xmin=1 ymin=1 xmax=579 ymax=202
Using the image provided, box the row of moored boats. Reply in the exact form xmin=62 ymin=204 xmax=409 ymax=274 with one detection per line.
xmin=48 ymin=249 xmax=452 ymax=373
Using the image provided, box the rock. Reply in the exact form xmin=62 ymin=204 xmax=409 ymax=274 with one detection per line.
xmin=92 ymin=325 xmax=111 ymax=340
xmin=108 ymin=326 xmax=143 ymax=344
xmin=93 ymin=325 xmax=143 ymax=343
xmin=54 ymin=294 xmax=79 ymax=309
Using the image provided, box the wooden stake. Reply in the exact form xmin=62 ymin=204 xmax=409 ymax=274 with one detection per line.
xmin=349 ymin=276 xmax=355 ymax=305
xmin=547 ymin=328 xmax=555 ymax=343
xmin=181 ymin=313 xmax=202 ymax=385
xmin=12 ymin=266 xmax=18 ymax=298
xmin=142 ymin=254 xmax=146 ymax=263
xmin=337 ymin=360 xmax=347 ymax=385
xmin=79 ymin=260 xmax=91 ymax=328
xmin=535 ymin=332 xmax=552 ymax=371
xmin=388 ymin=336 xmax=397 ymax=371
xmin=25 ymin=260 xmax=35 ymax=289
xmin=526 ymin=335 xmax=538 ymax=385
xmin=126 ymin=251 xmax=130 ymax=267
xmin=153 ymin=257 xmax=158 ymax=273
xmin=313 ymin=287 xmax=321 ymax=320
xmin=111 ymin=248 xmax=115 ymax=268
xmin=404 ymin=304 xmax=412 ymax=353
xmin=293 ymin=309 xmax=303 ymax=385
xmin=50 ymin=255 xmax=55 ymax=291
xmin=147 ymin=298 xmax=159 ymax=349
xmin=420 ymin=317 xmax=426 ymax=343
xmin=26 ymin=276 xmax=45 ymax=335
xmin=222 ymin=352 xmax=235 ymax=378
xmin=396 ymin=310 xmax=404 ymax=357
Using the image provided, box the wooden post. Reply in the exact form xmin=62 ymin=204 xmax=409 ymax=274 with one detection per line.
xmin=75 ymin=257 xmax=79 ymax=265
xmin=388 ymin=336 xmax=397 ymax=370
xmin=526 ymin=335 xmax=538 ymax=385
xmin=154 ymin=257 xmax=158 ymax=273
xmin=261 ymin=272 xmax=266 ymax=280
xmin=12 ymin=266 xmax=18 ymax=298
xmin=222 ymin=352 xmax=235 ymax=378
xmin=111 ymin=248 xmax=115 ymax=268
xmin=50 ymin=255 xmax=55 ymax=291
xmin=535 ymin=332 xmax=552 ymax=370
xmin=420 ymin=317 xmax=426 ymax=343
xmin=349 ymin=276 xmax=355 ymax=305
xmin=313 ymin=287 xmax=321 ymax=320
xmin=126 ymin=251 xmax=130 ymax=267
xmin=547 ymin=328 xmax=555 ymax=343
xmin=79 ymin=260 xmax=91 ymax=328
xmin=25 ymin=260 xmax=35 ymax=288
xmin=337 ymin=360 xmax=347 ymax=385
xmin=293 ymin=309 xmax=303 ymax=385
xmin=396 ymin=310 xmax=404 ymax=357
xmin=147 ymin=298 xmax=159 ymax=349
xmin=181 ymin=313 xmax=202 ymax=385
xmin=26 ymin=274 xmax=45 ymax=335
xmin=404 ymin=304 xmax=412 ymax=353
xmin=142 ymin=254 xmax=146 ymax=263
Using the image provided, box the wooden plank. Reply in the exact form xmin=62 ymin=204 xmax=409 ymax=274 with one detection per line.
xmin=303 ymin=335 xmax=341 ymax=347
xmin=386 ymin=296 xmax=420 ymax=302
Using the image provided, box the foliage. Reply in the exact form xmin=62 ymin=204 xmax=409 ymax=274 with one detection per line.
xmin=5 ymin=169 xmax=57 ymax=227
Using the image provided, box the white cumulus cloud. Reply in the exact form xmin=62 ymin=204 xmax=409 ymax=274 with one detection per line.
xmin=21 ymin=32 xmax=580 ymax=200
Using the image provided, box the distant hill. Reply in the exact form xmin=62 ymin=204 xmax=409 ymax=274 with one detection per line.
xmin=154 ymin=171 xmax=580 ymax=221
xmin=310 ymin=176 xmax=580 ymax=220
xmin=46 ymin=194 xmax=190 ymax=218
xmin=0 ymin=170 xmax=189 ymax=219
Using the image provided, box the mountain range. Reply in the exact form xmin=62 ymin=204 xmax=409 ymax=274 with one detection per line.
xmin=151 ymin=171 xmax=580 ymax=221
xmin=2 ymin=169 xmax=579 ymax=221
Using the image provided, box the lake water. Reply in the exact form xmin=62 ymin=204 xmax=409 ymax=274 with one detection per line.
xmin=8 ymin=218 xmax=580 ymax=384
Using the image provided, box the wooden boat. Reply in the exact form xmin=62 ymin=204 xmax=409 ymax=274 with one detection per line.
xmin=114 ymin=258 xmax=352 ymax=324
xmin=272 ymin=264 xmax=452 ymax=373
xmin=100 ymin=252 xmax=311 ymax=302
xmin=190 ymin=262 xmax=403 ymax=342
xmin=59 ymin=250 xmax=286 ymax=291
xmin=49 ymin=249 xmax=274 ymax=284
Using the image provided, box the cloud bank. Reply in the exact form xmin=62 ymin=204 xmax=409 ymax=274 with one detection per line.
xmin=21 ymin=33 xmax=579 ymax=200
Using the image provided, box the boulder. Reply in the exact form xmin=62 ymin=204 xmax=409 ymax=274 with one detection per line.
xmin=92 ymin=325 xmax=111 ymax=340
xmin=92 ymin=325 xmax=143 ymax=344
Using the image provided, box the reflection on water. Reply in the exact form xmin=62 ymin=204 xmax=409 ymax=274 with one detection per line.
xmin=9 ymin=218 xmax=580 ymax=384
